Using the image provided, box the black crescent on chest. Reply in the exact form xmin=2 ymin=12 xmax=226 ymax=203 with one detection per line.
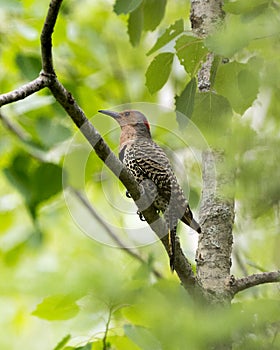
xmin=119 ymin=145 xmax=127 ymax=162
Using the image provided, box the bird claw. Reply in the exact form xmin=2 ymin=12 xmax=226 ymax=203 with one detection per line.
xmin=137 ymin=210 xmax=146 ymax=221
xmin=126 ymin=190 xmax=132 ymax=198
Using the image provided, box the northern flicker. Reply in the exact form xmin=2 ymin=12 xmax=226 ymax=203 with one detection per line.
xmin=99 ymin=109 xmax=201 ymax=270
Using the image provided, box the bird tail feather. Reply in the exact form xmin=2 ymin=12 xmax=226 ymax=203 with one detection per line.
xmin=168 ymin=228 xmax=176 ymax=271
xmin=181 ymin=210 xmax=201 ymax=233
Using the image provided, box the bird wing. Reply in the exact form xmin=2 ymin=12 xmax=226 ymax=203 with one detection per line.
xmin=129 ymin=141 xmax=201 ymax=233
xmin=131 ymin=140 xmax=173 ymax=184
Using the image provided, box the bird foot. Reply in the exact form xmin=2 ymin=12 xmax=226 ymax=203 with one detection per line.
xmin=137 ymin=210 xmax=146 ymax=221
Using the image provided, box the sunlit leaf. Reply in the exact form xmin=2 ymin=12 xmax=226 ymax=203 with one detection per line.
xmin=124 ymin=325 xmax=162 ymax=350
xmin=143 ymin=0 xmax=167 ymax=31
xmin=205 ymin=7 xmax=280 ymax=57
xmin=145 ymin=52 xmax=174 ymax=94
xmin=53 ymin=334 xmax=71 ymax=350
xmin=214 ymin=61 xmax=259 ymax=114
xmin=175 ymin=35 xmax=207 ymax=76
xmin=224 ymin=0 xmax=270 ymax=14
xmin=128 ymin=6 xmax=143 ymax=47
xmin=36 ymin=117 xmax=72 ymax=148
xmin=113 ymin=0 xmax=143 ymax=14
xmin=147 ymin=19 xmax=184 ymax=56
xmin=74 ymin=344 xmax=92 ymax=350
xmin=104 ymin=335 xmax=140 ymax=350
xmin=32 ymin=294 xmax=80 ymax=321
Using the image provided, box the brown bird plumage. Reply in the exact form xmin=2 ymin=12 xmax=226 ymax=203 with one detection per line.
xmin=99 ymin=109 xmax=201 ymax=270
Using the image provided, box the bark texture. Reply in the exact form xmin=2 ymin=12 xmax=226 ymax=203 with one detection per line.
xmin=190 ymin=0 xmax=235 ymax=305
xmin=196 ymin=151 xmax=234 ymax=304
xmin=190 ymin=0 xmax=224 ymax=37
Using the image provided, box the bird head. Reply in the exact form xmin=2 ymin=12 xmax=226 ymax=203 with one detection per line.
xmin=99 ymin=109 xmax=151 ymax=138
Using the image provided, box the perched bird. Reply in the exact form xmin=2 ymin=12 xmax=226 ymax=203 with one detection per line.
xmin=99 ymin=109 xmax=201 ymax=270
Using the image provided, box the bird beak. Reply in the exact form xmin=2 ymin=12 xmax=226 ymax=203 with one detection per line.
xmin=98 ymin=110 xmax=120 ymax=119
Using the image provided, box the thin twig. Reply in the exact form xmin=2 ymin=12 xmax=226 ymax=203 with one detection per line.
xmin=230 ymin=271 xmax=280 ymax=296
xmin=0 ymin=76 xmax=48 ymax=107
xmin=72 ymin=188 xmax=162 ymax=278
xmin=0 ymin=111 xmax=30 ymax=142
xmin=102 ymin=306 xmax=112 ymax=350
xmin=40 ymin=0 xmax=63 ymax=75
xmin=233 ymin=250 xmax=248 ymax=277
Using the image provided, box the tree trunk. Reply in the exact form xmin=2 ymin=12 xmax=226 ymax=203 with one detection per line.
xmin=190 ymin=0 xmax=235 ymax=307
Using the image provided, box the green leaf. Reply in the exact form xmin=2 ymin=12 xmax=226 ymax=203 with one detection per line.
xmin=175 ymin=77 xmax=197 ymax=127
xmin=124 ymin=325 xmax=162 ymax=350
xmin=143 ymin=0 xmax=167 ymax=31
xmin=205 ymin=18 xmax=249 ymax=57
xmin=214 ymin=61 xmax=259 ymax=114
xmin=32 ymin=163 xmax=63 ymax=205
xmin=53 ymin=334 xmax=71 ymax=350
xmin=128 ymin=6 xmax=143 ymax=46
xmin=205 ymin=8 xmax=280 ymax=57
xmin=224 ymin=0 xmax=269 ymax=14
xmin=145 ymin=52 xmax=174 ymax=94
xmin=3 ymin=154 xmax=35 ymax=205
xmin=175 ymin=35 xmax=207 ymax=76
xmin=147 ymin=19 xmax=184 ymax=56
xmin=75 ymin=344 xmax=92 ymax=350
xmin=32 ymin=294 xmax=80 ymax=321
xmin=36 ymin=117 xmax=72 ymax=148
xmin=192 ymin=92 xmax=232 ymax=145
xmin=4 ymin=153 xmax=63 ymax=215
xmin=113 ymin=0 xmax=143 ymax=14
xmin=15 ymin=53 xmax=41 ymax=80
xmin=94 ymin=335 xmax=140 ymax=350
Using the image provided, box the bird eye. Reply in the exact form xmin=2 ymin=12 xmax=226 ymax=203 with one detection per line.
xmin=124 ymin=112 xmax=130 ymax=117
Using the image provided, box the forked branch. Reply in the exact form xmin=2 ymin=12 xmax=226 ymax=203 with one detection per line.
xmin=0 ymin=0 xmax=196 ymax=292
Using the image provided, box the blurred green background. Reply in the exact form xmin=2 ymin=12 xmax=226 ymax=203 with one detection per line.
xmin=0 ymin=0 xmax=280 ymax=349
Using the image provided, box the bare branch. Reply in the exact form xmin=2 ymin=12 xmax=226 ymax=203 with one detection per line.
xmin=41 ymin=0 xmax=63 ymax=75
xmin=0 ymin=111 xmax=30 ymax=142
xmin=45 ymin=62 xmax=196 ymax=291
xmin=0 ymin=76 xmax=48 ymax=107
xmin=230 ymin=271 xmax=280 ymax=296
xmin=173 ymin=237 xmax=196 ymax=290
xmin=0 ymin=0 xmax=198 ymax=293
xmin=71 ymin=188 xmax=162 ymax=279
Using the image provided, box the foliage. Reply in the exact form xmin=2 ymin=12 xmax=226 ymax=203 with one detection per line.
xmin=0 ymin=0 xmax=280 ymax=349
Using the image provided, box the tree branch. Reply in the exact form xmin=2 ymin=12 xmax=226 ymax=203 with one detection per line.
xmin=40 ymin=0 xmax=197 ymax=291
xmin=229 ymin=271 xmax=280 ymax=296
xmin=0 ymin=111 xmax=30 ymax=142
xmin=0 ymin=76 xmax=48 ymax=107
xmin=71 ymin=188 xmax=163 ymax=279
xmin=51 ymin=77 xmax=195 ymax=289
xmin=40 ymin=0 xmax=63 ymax=75
xmin=0 ymin=0 xmax=197 ymax=293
